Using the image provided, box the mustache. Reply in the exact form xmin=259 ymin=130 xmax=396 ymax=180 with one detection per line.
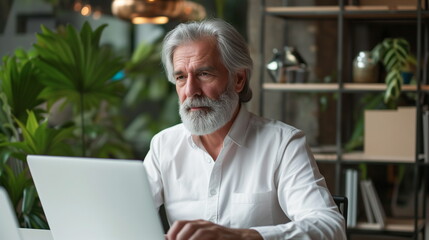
xmin=181 ymin=96 xmax=215 ymax=111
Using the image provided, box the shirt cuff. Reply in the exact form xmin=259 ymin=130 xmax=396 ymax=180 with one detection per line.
xmin=250 ymin=226 xmax=283 ymax=240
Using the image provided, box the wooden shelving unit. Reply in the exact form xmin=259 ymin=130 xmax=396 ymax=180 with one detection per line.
xmin=259 ymin=0 xmax=428 ymax=239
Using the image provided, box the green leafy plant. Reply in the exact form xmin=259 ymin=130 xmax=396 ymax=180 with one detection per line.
xmin=0 ymin=51 xmax=44 ymax=123
xmin=0 ymin=49 xmax=76 ymax=228
xmin=0 ymin=49 xmax=53 ymax=228
xmin=371 ymin=38 xmax=413 ymax=103
xmin=33 ymin=22 xmax=125 ymax=156
xmin=0 ymin=109 xmax=74 ymax=228
xmin=0 ymin=22 xmax=134 ymax=229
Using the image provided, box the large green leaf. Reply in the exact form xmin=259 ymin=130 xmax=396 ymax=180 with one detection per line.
xmin=384 ymin=69 xmax=402 ymax=103
xmin=33 ymin=22 xmax=125 ymax=112
xmin=383 ymin=39 xmax=409 ymax=71
xmin=0 ymin=54 xmax=44 ymax=122
xmin=0 ymin=93 xmax=18 ymax=139
xmin=371 ymin=38 xmax=411 ymax=104
xmin=21 ymin=185 xmax=37 ymax=215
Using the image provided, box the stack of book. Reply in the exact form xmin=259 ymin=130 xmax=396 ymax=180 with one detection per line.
xmin=360 ymin=179 xmax=386 ymax=228
xmin=345 ymin=168 xmax=386 ymax=228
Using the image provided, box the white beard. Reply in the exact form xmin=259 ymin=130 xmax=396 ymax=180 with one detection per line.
xmin=179 ymin=87 xmax=239 ymax=136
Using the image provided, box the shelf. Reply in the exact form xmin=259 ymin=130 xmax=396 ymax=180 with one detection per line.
xmin=266 ymin=6 xmax=341 ymax=19
xmin=314 ymin=153 xmax=337 ymax=162
xmin=263 ymin=83 xmax=338 ymax=92
xmin=263 ymin=83 xmax=429 ymax=92
xmin=343 ymin=83 xmax=429 ymax=92
xmin=313 ymin=151 xmax=423 ymax=163
xmin=266 ymin=5 xmax=429 ymax=19
xmin=350 ymin=218 xmax=425 ymax=234
xmin=342 ymin=152 xmax=416 ymax=163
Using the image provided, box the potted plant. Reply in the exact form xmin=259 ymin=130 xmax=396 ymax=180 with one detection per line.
xmin=371 ymin=38 xmax=415 ymax=103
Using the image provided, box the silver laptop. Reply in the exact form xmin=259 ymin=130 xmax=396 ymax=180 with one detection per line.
xmin=0 ymin=187 xmax=23 ymax=240
xmin=27 ymin=155 xmax=165 ymax=240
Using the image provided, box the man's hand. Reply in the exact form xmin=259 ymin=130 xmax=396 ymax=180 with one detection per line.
xmin=165 ymin=219 xmax=263 ymax=240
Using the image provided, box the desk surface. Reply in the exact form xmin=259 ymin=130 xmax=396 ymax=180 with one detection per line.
xmin=20 ymin=228 xmax=53 ymax=240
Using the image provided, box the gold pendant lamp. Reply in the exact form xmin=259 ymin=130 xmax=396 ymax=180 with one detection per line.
xmin=111 ymin=0 xmax=206 ymax=24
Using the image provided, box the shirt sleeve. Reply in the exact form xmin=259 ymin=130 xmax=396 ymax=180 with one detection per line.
xmin=251 ymin=130 xmax=347 ymax=240
xmin=143 ymin=135 xmax=164 ymax=210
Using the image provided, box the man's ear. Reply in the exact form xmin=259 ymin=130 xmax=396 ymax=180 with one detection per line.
xmin=234 ymin=70 xmax=246 ymax=93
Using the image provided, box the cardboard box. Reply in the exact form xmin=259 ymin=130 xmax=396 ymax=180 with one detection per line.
xmin=364 ymin=107 xmax=416 ymax=159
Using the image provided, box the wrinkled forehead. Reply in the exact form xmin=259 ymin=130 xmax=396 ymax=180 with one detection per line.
xmin=172 ymin=38 xmax=224 ymax=67
xmin=172 ymin=35 xmax=218 ymax=56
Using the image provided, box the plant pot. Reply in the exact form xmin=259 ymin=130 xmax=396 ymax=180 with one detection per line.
xmin=401 ymin=72 xmax=413 ymax=84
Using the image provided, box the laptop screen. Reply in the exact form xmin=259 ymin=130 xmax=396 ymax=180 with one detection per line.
xmin=27 ymin=155 xmax=164 ymax=240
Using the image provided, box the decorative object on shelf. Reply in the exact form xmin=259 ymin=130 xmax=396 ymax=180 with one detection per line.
xmin=266 ymin=48 xmax=282 ymax=82
xmin=364 ymin=107 xmax=416 ymax=160
xmin=111 ymin=0 xmax=206 ymax=24
xmin=353 ymin=51 xmax=379 ymax=83
xmin=371 ymin=38 xmax=414 ymax=103
xmin=266 ymin=46 xmax=308 ymax=83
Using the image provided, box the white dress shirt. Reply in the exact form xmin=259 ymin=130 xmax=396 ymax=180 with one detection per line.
xmin=144 ymin=105 xmax=346 ymax=240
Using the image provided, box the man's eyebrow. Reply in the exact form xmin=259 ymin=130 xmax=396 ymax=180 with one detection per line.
xmin=196 ymin=66 xmax=216 ymax=72
xmin=173 ymin=66 xmax=216 ymax=76
xmin=173 ymin=70 xmax=183 ymax=76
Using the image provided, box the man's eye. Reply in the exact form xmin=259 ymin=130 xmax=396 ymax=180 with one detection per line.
xmin=198 ymin=72 xmax=211 ymax=78
xmin=176 ymin=75 xmax=185 ymax=81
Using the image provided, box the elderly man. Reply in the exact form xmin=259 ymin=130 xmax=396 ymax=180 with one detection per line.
xmin=143 ymin=19 xmax=346 ymax=240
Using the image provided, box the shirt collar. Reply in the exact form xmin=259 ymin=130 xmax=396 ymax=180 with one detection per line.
xmin=186 ymin=104 xmax=250 ymax=148
xmin=226 ymin=104 xmax=250 ymax=147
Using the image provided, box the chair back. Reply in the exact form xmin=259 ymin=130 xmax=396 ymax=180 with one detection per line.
xmin=333 ymin=195 xmax=348 ymax=226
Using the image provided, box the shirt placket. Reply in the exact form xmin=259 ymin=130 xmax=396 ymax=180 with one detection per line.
xmin=206 ymin=152 xmax=221 ymax=223
xmin=204 ymin=140 xmax=230 ymax=224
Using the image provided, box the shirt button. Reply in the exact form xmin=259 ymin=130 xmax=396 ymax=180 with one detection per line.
xmin=210 ymin=189 xmax=217 ymax=196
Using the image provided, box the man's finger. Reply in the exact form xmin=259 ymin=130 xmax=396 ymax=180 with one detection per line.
xmin=167 ymin=219 xmax=208 ymax=240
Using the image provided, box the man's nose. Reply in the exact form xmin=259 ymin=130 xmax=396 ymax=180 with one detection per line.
xmin=185 ymin=74 xmax=202 ymax=98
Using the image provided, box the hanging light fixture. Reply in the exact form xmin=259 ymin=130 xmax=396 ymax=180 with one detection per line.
xmin=179 ymin=1 xmax=206 ymax=22
xmin=111 ymin=0 xmax=206 ymax=24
